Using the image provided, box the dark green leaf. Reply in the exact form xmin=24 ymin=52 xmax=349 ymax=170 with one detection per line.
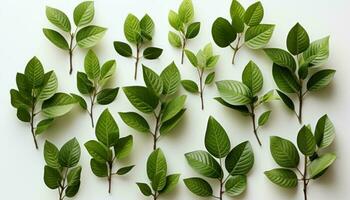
xmin=205 ymin=72 xmax=215 ymax=85
xmin=58 ymin=138 xmax=81 ymax=168
xmin=264 ymin=168 xmax=298 ymax=188
xmin=160 ymin=174 xmax=180 ymax=194
xmin=44 ymin=141 xmax=60 ymax=168
xmin=214 ymin=97 xmax=250 ymax=114
xmin=244 ymin=2 xmax=264 ymax=26
xmin=161 ymin=95 xmax=187 ymax=123
xmin=116 ymin=165 xmax=135 ymax=175
xmin=147 ymin=148 xmax=167 ymax=182
xmin=90 ymin=158 xmax=108 ymax=177
xmin=270 ymin=136 xmax=299 ymax=168
xmin=186 ymin=22 xmax=200 ymax=39
xmin=96 ymin=88 xmax=119 ymax=105
xmin=225 ymin=141 xmax=254 ymax=175
xmin=16 ymin=107 xmax=30 ymax=122
xmin=211 ymin=17 xmax=236 ymax=48
xmin=272 ymin=64 xmax=300 ymax=93
xmin=44 ymin=165 xmax=61 ymax=189
xmin=77 ymin=72 xmax=94 ymax=94
xmin=315 ymin=114 xmax=335 ymax=149
xmin=123 ymin=86 xmax=159 ymax=113
xmin=70 ymin=93 xmax=87 ymax=110
xmin=95 ymin=109 xmax=119 ymax=147
xmin=136 ymin=183 xmax=153 ymax=196
xmin=184 ymin=50 xmax=198 ymax=67
xmin=159 ymin=109 xmax=186 ymax=135
xmin=276 ymin=90 xmax=295 ymax=111
xmin=35 ymin=119 xmax=54 ymax=135
xmin=114 ymin=135 xmax=133 ymax=159
xmin=84 ymin=140 xmax=111 ymax=163
xmin=242 ymin=61 xmax=263 ymax=95
xmin=205 ymin=116 xmax=231 ymax=158
xmin=160 ymin=62 xmax=181 ymax=95
xmin=287 ymin=23 xmax=310 ymax=55
xmin=297 ymin=126 xmax=316 ymax=156
xmin=263 ymin=48 xmax=296 ymax=72
xmin=25 ymin=56 xmax=44 ymax=88
xmin=181 ymin=80 xmax=199 ymax=93
xmin=183 ymin=177 xmax=213 ymax=197
xmin=43 ymin=29 xmax=69 ymax=50
xmin=84 ymin=50 xmax=100 ymax=80
xmin=143 ymin=47 xmax=163 ymax=59
xmin=307 ymin=69 xmax=335 ymax=91
xmin=142 ymin=65 xmax=163 ymax=96
xmin=113 ymin=41 xmax=133 ymax=57
xmin=119 ymin=112 xmax=150 ymax=132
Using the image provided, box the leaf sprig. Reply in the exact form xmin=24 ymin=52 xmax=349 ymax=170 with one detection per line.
xmin=264 ymin=23 xmax=335 ymax=124
xmin=43 ymin=1 xmax=107 ymax=74
xmin=114 ymin=14 xmax=163 ymax=80
xmin=10 ymin=57 xmax=77 ymax=149
xmin=120 ymin=62 xmax=186 ymax=150
xmin=215 ymin=61 xmax=277 ymax=146
xmin=73 ymin=50 xmax=119 ymax=128
xmin=181 ymin=43 xmax=219 ymax=110
xmin=212 ymin=0 xmax=275 ymax=64
xmin=184 ymin=116 xmax=254 ymax=200
xmin=265 ymin=115 xmax=336 ymax=200
xmin=168 ymin=0 xmax=200 ymax=64
xmin=84 ymin=109 xmax=134 ymax=193
xmin=43 ymin=138 xmax=82 ymax=200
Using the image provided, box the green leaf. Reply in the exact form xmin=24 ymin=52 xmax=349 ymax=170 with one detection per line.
xmin=206 ymin=56 xmax=219 ymax=69
xmin=272 ymin=64 xmax=300 ymax=93
xmin=204 ymin=116 xmax=230 ymax=158
xmin=151 ymin=171 xmax=167 ymax=191
xmin=307 ymin=69 xmax=335 ymax=91
xmin=84 ymin=140 xmax=111 ymax=163
xmin=119 ymin=112 xmax=150 ymax=133
xmin=73 ymin=1 xmax=94 ymax=27
xmin=77 ymin=72 xmax=94 ymax=94
xmin=71 ymin=93 xmax=87 ymax=110
xmin=37 ymin=71 xmax=58 ymax=101
xmin=76 ymin=25 xmax=107 ymax=48
xmin=168 ymin=10 xmax=183 ymax=31
xmin=260 ymin=90 xmax=279 ymax=104
xmin=315 ymin=114 xmax=335 ymax=149
xmin=16 ymin=107 xmax=30 ymax=122
xmin=297 ymin=126 xmax=316 ymax=156
xmin=178 ymin=0 xmax=194 ymax=23
xmin=142 ymin=65 xmax=163 ymax=96
xmin=264 ymin=168 xmax=298 ymax=188
xmin=185 ymin=150 xmax=223 ymax=178
xmin=124 ymin=14 xmax=141 ymax=43
xmin=185 ymin=50 xmax=198 ymax=67
xmin=96 ymin=109 xmax=119 ymax=147
xmin=231 ymin=15 xmax=244 ymax=33
xmin=168 ymin=32 xmax=182 ymax=48
xmin=225 ymin=175 xmax=247 ymax=197
xmin=43 ymin=29 xmax=69 ymax=50
xmin=160 ymin=174 xmax=180 ymax=194
xmin=136 ymin=183 xmax=152 ymax=196
xmin=35 ymin=119 xmax=54 ymax=135
xmin=65 ymin=183 xmax=80 ymax=197
xmin=25 ymin=56 xmax=44 ymax=88
xmin=270 ymin=136 xmax=299 ymax=168
xmin=245 ymin=24 xmax=275 ymax=49
xmin=258 ymin=110 xmax=271 ymax=126
xmin=244 ymin=1 xmax=264 ymax=26
xmin=161 ymin=95 xmax=187 ymax=123
xmin=97 ymin=88 xmax=119 ymax=105
xmin=143 ymin=47 xmax=163 ymax=59
xmin=160 ymin=62 xmax=181 ymax=95
xmin=186 ymin=22 xmax=200 ymax=39
xmin=44 ymin=165 xmax=61 ymax=189
xmin=263 ymin=48 xmax=296 ymax=72
xmin=44 ymin=141 xmax=60 ymax=168
xmin=42 ymin=93 xmax=76 ymax=118
xmin=183 ymin=177 xmax=213 ymax=197
xmin=84 ymin=50 xmax=100 ymax=80
xmin=99 ymin=60 xmax=116 ymax=86
xmin=225 ymin=141 xmax=254 ymax=175
xmin=46 ymin=6 xmax=71 ymax=32
xmin=276 ymin=90 xmax=295 ymax=111
xmin=116 ymin=165 xmax=135 ymax=175
xmin=140 ymin=14 xmax=154 ymax=39
xmin=123 ymin=86 xmax=159 ymax=113
xmin=159 ymin=109 xmax=186 ymax=135
xmin=147 ymin=148 xmax=167 ymax=181
xmin=308 ymin=153 xmax=336 ymax=178
xmin=230 ymin=0 xmax=245 ymax=19
xmin=16 ymin=73 xmax=31 ymax=95
xmin=205 ymin=72 xmax=215 ymax=85
xmin=216 ymin=80 xmax=253 ymax=106
xmin=114 ymin=135 xmax=133 ymax=159
xmin=113 ymin=41 xmax=133 ymax=57
xmin=90 ymin=158 xmax=108 ymax=177
xmin=181 ymin=80 xmax=199 ymax=93
xmin=67 ymin=166 xmax=82 ymax=186
xmin=10 ymin=89 xmax=31 ymax=109
xmin=302 ymin=36 xmax=329 ymax=66
xmin=211 ymin=17 xmax=236 ymax=48
xmin=242 ymin=61 xmax=263 ymax=95
xmin=287 ymin=23 xmax=310 ymax=55
xmin=214 ymin=97 xmax=250 ymax=114
xmin=58 ymin=138 xmax=81 ymax=168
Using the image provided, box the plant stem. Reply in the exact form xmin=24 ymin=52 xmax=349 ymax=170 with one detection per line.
xmin=89 ymin=89 xmax=97 ymax=128
xmin=153 ymin=111 xmax=161 ymax=150
xmin=30 ymin=100 xmax=38 ymax=149
xmin=250 ymin=104 xmax=262 ymax=146
xmin=303 ymin=155 xmax=308 ymax=200
xmin=231 ymin=34 xmax=242 ymax=65
xmin=58 ymin=168 xmax=68 ymax=200
xmin=68 ymin=33 xmax=75 ymax=75
xmin=198 ymin=69 xmax=205 ymax=110
xmin=298 ymin=80 xmax=304 ymax=124
xmin=181 ymin=38 xmax=187 ymax=64
xmin=153 ymin=192 xmax=158 ymax=200
xmin=108 ymin=161 xmax=113 ymax=193
xmin=134 ymin=43 xmax=141 ymax=80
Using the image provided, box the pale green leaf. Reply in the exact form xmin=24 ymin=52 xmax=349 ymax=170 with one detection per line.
xmin=73 ymin=1 xmax=94 ymax=27
xmin=216 ymin=80 xmax=253 ymax=106
xmin=185 ymin=150 xmax=223 ymax=178
xmin=245 ymin=24 xmax=275 ymax=49
xmin=76 ymin=25 xmax=107 ymax=48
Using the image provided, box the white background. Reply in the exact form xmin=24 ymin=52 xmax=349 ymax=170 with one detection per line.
xmin=0 ymin=0 xmax=349 ymax=199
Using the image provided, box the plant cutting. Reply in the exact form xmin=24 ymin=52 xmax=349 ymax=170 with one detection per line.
xmin=43 ymin=138 xmax=82 ymax=200
xmin=85 ymin=109 xmax=134 ymax=193
xmin=211 ymin=0 xmax=275 ymax=64
xmin=136 ymin=148 xmax=180 ymax=199
xmin=114 ymin=14 xmax=163 ymax=80
xmin=265 ymin=115 xmax=336 ymax=200
xmin=184 ymin=116 xmax=254 ymax=200
xmin=10 ymin=57 xmax=77 ymax=149
xmin=168 ymin=0 xmax=200 ymax=64
xmin=181 ymin=43 xmax=219 ymax=110
xmin=264 ymin=23 xmax=335 ymax=124
xmin=120 ymin=62 xmax=186 ymax=150
xmin=73 ymin=50 xmax=118 ymax=128
xmin=215 ymin=60 xmax=277 ymax=146
xmin=43 ymin=1 xmax=107 ymax=74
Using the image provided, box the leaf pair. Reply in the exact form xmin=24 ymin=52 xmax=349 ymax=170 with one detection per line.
xmin=212 ymin=0 xmax=275 ymax=64
xmin=216 ymin=61 xmax=276 ymax=146
xmin=264 ymin=23 xmax=335 ymax=123
xmin=73 ymin=50 xmax=118 ymax=127
xmin=114 ymin=14 xmax=163 ymax=80
xmin=168 ymin=0 xmax=200 ymax=64
xmin=43 ymin=138 xmax=82 ymax=199
xmin=121 ymin=62 xmax=186 ymax=150
xmin=44 ymin=1 xmax=107 ymax=74
xmin=137 ymin=149 xmax=180 ymax=198
xmin=184 ymin=117 xmax=254 ymax=198
xmin=265 ymin=115 xmax=336 ymax=198
xmin=84 ymin=109 xmax=134 ymax=193
xmin=10 ymin=57 xmax=77 ymax=149
xmin=181 ymin=43 xmax=219 ymax=110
